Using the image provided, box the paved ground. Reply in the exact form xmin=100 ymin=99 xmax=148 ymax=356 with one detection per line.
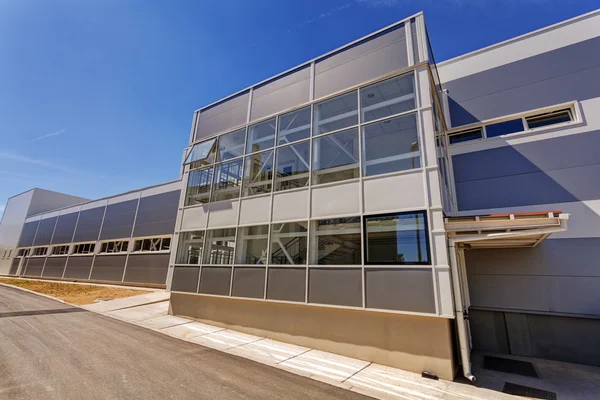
xmin=0 ymin=285 xmax=371 ymax=400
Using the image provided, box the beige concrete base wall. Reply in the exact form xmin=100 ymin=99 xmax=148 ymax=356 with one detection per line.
xmin=170 ymin=293 xmax=457 ymax=380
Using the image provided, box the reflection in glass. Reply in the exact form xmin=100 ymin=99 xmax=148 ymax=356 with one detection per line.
xmin=211 ymin=159 xmax=243 ymax=202
xmin=311 ymin=217 xmax=361 ymax=265
xmin=185 ymin=167 xmax=213 ymax=206
xmin=242 ymin=150 xmax=273 ymax=197
xmin=312 ymin=128 xmax=359 ymax=184
xmin=275 ymin=141 xmax=310 ymax=191
xmin=204 ymin=228 xmax=236 ymax=265
xmin=236 ymin=225 xmax=269 ymax=264
xmin=362 ymin=113 xmax=420 ymax=176
xmin=184 ymin=138 xmax=217 ymax=166
xmin=246 ymin=118 xmax=276 ymax=153
xmin=364 ymin=212 xmax=429 ymax=264
xmin=361 ymin=73 xmax=415 ymax=123
xmin=313 ymin=91 xmax=358 ymax=135
xmin=278 ymin=107 xmax=311 ymax=145
xmin=270 ymin=221 xmax=308 ymax=265
xmin=217 ymin=128 xmax=246 ymax=161
xmin=177 ymin=231 xmax=205 ymax=265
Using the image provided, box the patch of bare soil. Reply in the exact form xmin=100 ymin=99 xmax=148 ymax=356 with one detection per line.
xmin=0 ymin=278 xmax=149 ymax=305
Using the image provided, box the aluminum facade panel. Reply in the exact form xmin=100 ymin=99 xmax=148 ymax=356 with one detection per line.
xmin=444 ymin=37 xmax=600 ymax=126
xmin=18 ymin=221 xmax=39 ymax=247
xmin=195 ymin=91 xmax=250 ymax=141
xmin=63 ymin=256 xmax=94 ymax=279
xmin=23 ymin=257 xmax=45 ymax=277
xmin=32 ymin=217 xmax=57 ymax=246
xmin=315 ymin=25 xmax=408 ymax=99
xmin=308 ymin=268 xmax=362 ymax=307
xmin=90 ymin=255 xmax=126 ymax=282
xmin=365 ymin=268 xmax=436 ymax=313
xmin=171 ymin=266 xmax=200 ymax=293
xmin=51 ymin=212 xmax=79 ymax=244
xmin=124 ymin=254 xmax=170 ymax=285
xmin=132 ymin=190 xmax=179 ymax=238
xmin=250 ymin=67 xmax=310 ymax=122
xmin=231 ymin=267 xmax=265 ymax=299
xmin=9 ymin=258 xmax=20 ymax=275
xmin=42 ymin=257 xmax=67 ymax=278
xmin=199 ymin=267 xmax=232 ymax=296
xmin=266 ymin=267 xmax=305 ymax=302
xmin=73 ymin=207 xmax=105 ymax=243
xmin=99 ymin=199 xmax=138 ymax=241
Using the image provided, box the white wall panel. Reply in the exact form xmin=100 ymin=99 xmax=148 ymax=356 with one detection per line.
xmin=207 ymin=200 xmax=239 ymax=228
xmin=363 ymin=172 xmax=425 ymax=213
xmin=272 ymin=189 xmax=309 ymax=222
xmin=239 ymin=195 xmax=271 ymax=225
xmin=180 ymin=206 xmax=209 ymax=231
xmin=311 ymin=181 xmax=359 ymax=218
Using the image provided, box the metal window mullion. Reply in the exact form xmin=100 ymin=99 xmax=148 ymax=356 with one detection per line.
xmin=357 ymin=86 xmax=366 ymax=309
xmin=406 ymin=20 xmax=414 ymax=67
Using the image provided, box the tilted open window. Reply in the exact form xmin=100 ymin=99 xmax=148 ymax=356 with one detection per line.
xmin=100 ymin=240 xmax=129 ymax=254
xmin=133 ymin=237 xmax=171 ymax=253
xmin=183 ymin=138 xmax=217 ymax=166
xmin=51 ymin=245 xmax=70 ymax=256
xmin=72 ymin=242 xmax=96 ymax=255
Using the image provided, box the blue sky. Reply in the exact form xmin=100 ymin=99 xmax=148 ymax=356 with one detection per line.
xmin=0 ymin=0 xmax=597 ymax=214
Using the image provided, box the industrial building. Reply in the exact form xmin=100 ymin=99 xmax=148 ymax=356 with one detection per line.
xmin=1 ymin=9 xmax=599 ymax=382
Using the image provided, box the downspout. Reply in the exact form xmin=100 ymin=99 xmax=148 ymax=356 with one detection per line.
xmin=447 ymin=214 xmax=569 ymax=383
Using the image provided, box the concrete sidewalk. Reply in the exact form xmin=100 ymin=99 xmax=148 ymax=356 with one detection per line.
xmin=88 ymin=292 xmax=513 ymax=400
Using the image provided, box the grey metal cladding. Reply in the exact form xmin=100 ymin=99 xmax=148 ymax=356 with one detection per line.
xmin=18 ymin=221 xmax=39 ymax=247
xmin=250 ymin=67 xmax=310 ymax=122
xmin=308 ymin=268 xmax=362 ymax=307
xmin=9 ymin=258 xmax=19 ymax=275
xmin=365 ymin=268 xmax=436 ymax=313
xmin=266 ymin=267 xmax=305 ymax=302
xmin=90 ymin=255 xmax=127 ymax=282
xmin=42 ymin=257 xmax=67 ymax=278
xmin=315 ymin=25 xmax=408 ymax=99
xmin=99 ymin=199 xmax=138 ymax=240
xmin=468 ymin=309 xmax=511 ymax=354
xmin=171 ymin=266 xmax=200 ymax=293
xmin=51 ymin=212 xmax=79 ymax=244
xmin=232 ymin=267 xmax=265 ymax=299
xmin=132 ymin=191 xmax=179 ymax=237
xmin=444 ymin=36 xmax=600 ymax=126
xmin=453 ymin=131 xmax=600 ymax=210
xmin=24 ymin=257 xmax=45 ymax=276
xmin=73 ymin=207 xmax=105 ymax=243
xmin=198 ymin=267 xmax=232 ymax=296
xmin=63 ymin=256 xmax=94 ymax=279
xmin=195 ymin=91 xmax=250 ymax=142
xmin=124 ymin=254 xmax=170 ymax=285
xmin=32 ymin=217 xmax=57 ymax=246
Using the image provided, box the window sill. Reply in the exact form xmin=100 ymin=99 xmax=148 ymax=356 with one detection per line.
xmin=130 ymin=251 xmax=171 ymax=255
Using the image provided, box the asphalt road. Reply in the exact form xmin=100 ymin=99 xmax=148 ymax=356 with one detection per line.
xmin=0 ymin=285 xmax=372 ymax=400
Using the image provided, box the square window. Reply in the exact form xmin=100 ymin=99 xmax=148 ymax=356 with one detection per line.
xmin=311 ymin=217 xmax=361 ymax=265
xmin=269 ymin=221 xmax=308 ymax=265
xmin=211 ymin=159 xmax=243 ymax=202
xmin=312 ymin=128 xmax=359 ymax=184
xmin=246 ymin=118 xmax=275 ymax=154
xmin=242 ymin=149 xmax=274 ymax=197
xmin=204 ymin=228 xmax=236 ymax=265
xmin=236 ymin=225 xmax=269 ymax=264
xmin=313 ymin=91 xmax=358 ymax=136
xmin=185 ymin=167 xmax=213 ymax=206
xmin=217 ymin=128 xmax=246 ymax=161
xmin=275 ymin=141 xmax=310 ymax=192
xmin=278 ymin=107 xmax=311 ymax=145
xmin=361 ymin=73 xmax=416 ymax=123
xmin=184 ymin=138 xmax=217 ymax=166
xmin=177 ymin=231 xmax=205 ymax=264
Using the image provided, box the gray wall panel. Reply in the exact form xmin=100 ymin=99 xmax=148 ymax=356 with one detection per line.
xmin=172 ymin=266 xmax=200 ymax=293
xmin=232 ymin=267 xmax=265 ymax=299
xmin=132 ymin=191 xmax=179 ymax=238
xmin=250 ymin=67 xmax=310 ymax=122
xmin=468 ymin=309 xmax=510 ymax=354
xmin=32 ymin=217 xmax=57 ymax=246
xmin=42 ymin=257 xmax=67 ymax=278
xmin=315 ymin=25 xmax=408 ymax=99
xmin=99 ymin=200 xmax=138 ymax=241
xmin=266 ymin=267 xmax=305 ymax=302
xmin=9 ymin=258 xmax=20 ymax=275
xmin=63 ymin=256 xmax=94 ymax=279
xmin=18 ymin=221 xmax=39 ymax=247
xmin=73 ymin=207 xmax=105 ymax=243
xmin=124 ymin=254 xmax=169 ymax=285
xmin=23 ymin=257 xmax=45 ymax=276
xmin=308 ymin=268 xmax=362 ymax=307
xmin=444 ymin=37 xmax=600 ymax=126
xmin=51 ymin=212 xmax=79 ymax=244
xmin=199 ymin=267 xmax=232 ymax=296
xmin=195 ymin=91 xmax=250 ymax=141
xmin=90 ymin=255 xmax=126 ymax=282
xmin=365 ymin=268 xmax=436 ymax=313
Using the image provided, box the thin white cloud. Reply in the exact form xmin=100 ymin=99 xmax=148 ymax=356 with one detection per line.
xmin=0 ymin=151 xmax=70 ymax=172
xmin=32 ymin=129 xmax=65 ymax=142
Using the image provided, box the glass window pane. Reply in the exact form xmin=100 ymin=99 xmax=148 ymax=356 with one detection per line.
xmin=526 ymin=109 xmax=572 ymax=129
xmin=204 ymin=228 xmax=236 ymax=265
xmin=185 ymin=167 xmax=213 ymax=206
xmin=278 ymin=107 xmax=311 ymax=145
xmin=448 ymin=128 xmax=483 ymax=144
xmin=246 ymin=118 xmax=275 ymax=154
xmin=311 ymin=217 xmax=361 ymax=265
xmin=177 ymin=231 xmax=204 ymax=265
xmin=485 ymin=119 xmax=524 ymax=138
xmin=313 ymin=91 xmax=358 ymax=136
xmin=184 ymin=138 xmax=217 ymax=166
xmin=312 ymin=128 xmax=359 ymax=184
xmin=211 ymin=159 xmax=243 ymax=202
xmin=242 ymin=149 xmax=273 ymax=197
xmin=365 ymin=211 xmax=429 ymax=264
xmin=270 ymin=221 xmax=308 ymax=265
xmin=275 ymin=141 xmax=310 ymax=192
xmin=361 ymin=73 xmax=415 ymax=123
xmin=217 ymin=128 xmax=246 ymax=161
xmin=362 ymin=113 xmax=420 ymax=176
xmin=236 ymin=225 xmax=269 ymax=264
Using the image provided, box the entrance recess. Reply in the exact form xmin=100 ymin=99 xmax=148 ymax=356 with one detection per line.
xmin=444 ymin=211 xmax=569 ymax=382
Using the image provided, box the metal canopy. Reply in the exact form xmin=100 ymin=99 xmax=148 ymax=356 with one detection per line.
xmin=445 ymin=211 xmax=569 ymax=249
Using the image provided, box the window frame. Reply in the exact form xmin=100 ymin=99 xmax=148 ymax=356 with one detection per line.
xmin=98 ymin=239 xmax=130 ymax=255
xmin=50 ymin=244 xmax=71 ymax=256
xmin=71 ymin=242 xmax=96 ymax=255
xmin=31 ymin=246 xmax=49 ymax=257
xmin=362 ymin=210 xmax=431 ymax=266
xmin=132 ymin=236 xmax=172 ymax=254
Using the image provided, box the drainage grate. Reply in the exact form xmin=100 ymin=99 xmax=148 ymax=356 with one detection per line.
xmin=483 ymin=355 xmax=538 ymax=378
xmin=503 ymin=382 xmax=557 ymax=399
